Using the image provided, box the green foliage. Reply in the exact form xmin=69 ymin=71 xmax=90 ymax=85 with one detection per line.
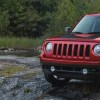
xmin=47 ymin=0 xmax=100 ymax=36
xmin=24 ymin=88 xmax=32 ymax=93
xmin=0 ymin=34 xmax=50 ymax=49
xmin=0 ymin=10 xmax=9 ymax=35
xmin=0 ymin=0 xmax=100 ymax=37
xmin=48 ymin=0 xmax=76 ymax=35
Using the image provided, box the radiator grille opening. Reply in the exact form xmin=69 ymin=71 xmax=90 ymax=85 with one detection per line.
xmin=86 ymin=45 xmax=90 ymax=57
xmin=53 ymin=44 xmax=57 ymax=55
xmin=80 ymin=45 xmax=84 ymax=56
xmin=63 ymin=44 xmax=67 ymax=56
xmin=58 ymin=44 xmax=62 ymax=55
xmin=74 ymin=45 xmax=78 ymax=56
xmin=68 ymin=44 xmax=72 ymax=56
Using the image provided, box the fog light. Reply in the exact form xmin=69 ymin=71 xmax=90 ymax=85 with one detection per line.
xmin=83 ymin=69 xmax=88 ymax=75
xmin=50 ymin=66 xmax=55 ymax=72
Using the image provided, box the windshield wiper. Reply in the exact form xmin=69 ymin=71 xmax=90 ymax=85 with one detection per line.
xmin=86 ymin=32 xmax=100 ymax=34
xmin=71 ymin=32 xmax=83 ymax=34
xmin=72 ymin=32 xmax=100 ymax=34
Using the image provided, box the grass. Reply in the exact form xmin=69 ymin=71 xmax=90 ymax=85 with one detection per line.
xmin=24 ymin=88 xmax=32 ymax=93
xmin=0 ymin=66 xmax=26 ymax=77
xmin=0 ymin=34 xmax=50 ymax=49
xmin=21 ymin=72 xmax=36 ymax=79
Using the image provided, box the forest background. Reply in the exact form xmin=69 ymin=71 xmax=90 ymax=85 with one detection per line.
xmin=0 ymin=0 xmax=99 ymax=48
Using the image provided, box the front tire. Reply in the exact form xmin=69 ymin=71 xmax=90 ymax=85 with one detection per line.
xmin=43 ymin=71 xmax=69 ymax=87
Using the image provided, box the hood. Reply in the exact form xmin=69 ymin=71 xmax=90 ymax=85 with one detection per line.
xmin=46 ymin=33 xmax=100 ymax=42
xmin=61 ymin=33 xmax=100 ymax=40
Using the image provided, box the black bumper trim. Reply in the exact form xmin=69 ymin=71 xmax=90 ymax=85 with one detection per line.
xmin=41 ymin=62 xmax=100 ymax=80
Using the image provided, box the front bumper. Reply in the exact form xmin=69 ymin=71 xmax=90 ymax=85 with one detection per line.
xmin=41 ymin=62 xmax=100 ymax=80
xmin=40 ymin=54 xmax=100 ymax=65
xmin=40 ymin=53 xmax=100 ymax=80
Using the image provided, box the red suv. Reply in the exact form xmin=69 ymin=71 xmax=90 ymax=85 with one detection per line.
xmin=40 ymin=14 xmax=100 ymax=86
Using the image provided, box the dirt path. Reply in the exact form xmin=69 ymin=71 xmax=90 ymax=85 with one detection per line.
xmin=0 ymin=56 xmax=100 ymax=100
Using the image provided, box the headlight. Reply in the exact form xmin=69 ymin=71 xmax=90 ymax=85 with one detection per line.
xmin=46 ymin=42 xmax=52 ymax=52
xmin=94 ymin=45 xmax=100 ymax=56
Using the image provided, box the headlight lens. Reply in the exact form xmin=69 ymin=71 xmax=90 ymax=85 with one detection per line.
xmin=94 ymin=45 xmax=100 ymax=56
xmin=46 ymin=42 xmax=52 ymax=52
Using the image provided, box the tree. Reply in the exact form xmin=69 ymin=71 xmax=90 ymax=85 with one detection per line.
xmin=0 ymin=0 xmax=100 ymax=37
xmin=48 ymin=0 xmax=76 ymax=35
xmin=0 ymin=10 xmax=9 ymax=36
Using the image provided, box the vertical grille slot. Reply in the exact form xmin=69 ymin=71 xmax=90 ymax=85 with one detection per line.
xmin=53 ymin=44 xmax=57 ymax=55
xmin=79 ymin=45 xmax=84 ymax=56
xmin=68 ymin=44 xmax=72 ymax=56
xmin=58 ymin=44 xmax=62 ymax=55
xmin=85 ymin=45 xmax=90 ymax=57
xmin=63 ymin=44 xmax=67 ymax=56
xmin=74 ymin=45 xmax=78 ymax=56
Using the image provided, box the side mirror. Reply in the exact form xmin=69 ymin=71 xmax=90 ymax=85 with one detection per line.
xmin=65 ymin=27 xmax=71 ymax=34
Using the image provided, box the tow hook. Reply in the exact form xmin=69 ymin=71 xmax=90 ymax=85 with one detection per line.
xmin=53 ymin=75 xmax=65 ymax=80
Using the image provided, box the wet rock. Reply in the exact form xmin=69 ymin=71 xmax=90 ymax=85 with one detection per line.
xmin=41 ymin=97 xmax=63 ymax=100
xmin=0 ymin=56 xmax=100 ymax=100
xmin=8 ymin=48 xmax=14 ymax=51
xmin=2 ymin=78 xmax=19 ymax=92
xmin=66 ymin=91 xmax=82 ymax=100
xmin=4 ymin=50 xmax=8 ymax=52
xmin=0 ymin=77 xmax=5 ymax=85
xmin=89 ymin=93 xmax=100 ymax=100
xmin=0 ymin=56 xmax=40 ymax=67
xmin=0 ymin=63 xmax=3 ymax=68
xmin=0 ymin=91 xmax=16 ymax=100
xmin=24 ymin=82 xmax=36 ymax=88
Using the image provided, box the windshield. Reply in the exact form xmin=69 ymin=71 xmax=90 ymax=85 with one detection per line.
xmin=72 ymin=16 xmax=100 ymax=34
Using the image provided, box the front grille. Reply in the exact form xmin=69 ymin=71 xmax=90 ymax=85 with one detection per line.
xmin=53 ymin=43 xmax=90 ymax=59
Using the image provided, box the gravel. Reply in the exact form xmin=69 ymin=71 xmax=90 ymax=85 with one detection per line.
xmin=0 ymin=55 xmax=100 ymax=100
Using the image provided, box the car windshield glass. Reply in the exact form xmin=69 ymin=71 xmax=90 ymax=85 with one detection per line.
xmin=72 ymin=16 xmax=100 ymax=34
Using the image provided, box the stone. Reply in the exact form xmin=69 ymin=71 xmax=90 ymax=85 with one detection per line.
xmin=2 ymin=78 xmax=19 ymax=91
xmin=0 ymin=77 xmax=5 ymax=85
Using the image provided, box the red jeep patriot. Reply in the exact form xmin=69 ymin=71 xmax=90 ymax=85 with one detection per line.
xmin=40 ymin=14 xmax=100 ymax=86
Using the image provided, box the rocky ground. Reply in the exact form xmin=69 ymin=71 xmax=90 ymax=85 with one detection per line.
xmin=0 ymin=55 xmax=100 ymax=100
